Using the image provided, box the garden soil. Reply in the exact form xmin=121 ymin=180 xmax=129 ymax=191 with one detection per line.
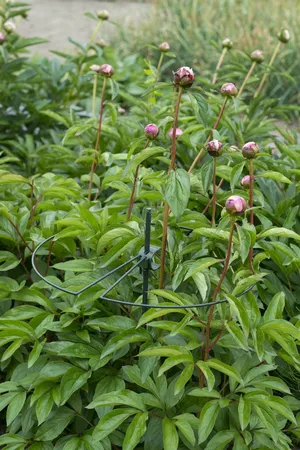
xmin=18 ymin=0 xmax=151 ymax=55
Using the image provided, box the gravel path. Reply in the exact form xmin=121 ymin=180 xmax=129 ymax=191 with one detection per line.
xmin=18 ymin=0 xmax=151 ymax=55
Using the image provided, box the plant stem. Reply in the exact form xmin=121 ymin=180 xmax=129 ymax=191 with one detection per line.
xmin=188 ymin=97 xmax=228 ymax=173
xmin=249 ymin=159 xmax=255 ymax=270
xmin=204 ymin=218 xmax=235 ymax=362
xmin=212 ymin=48 xmax=227 ymax=84
xmin=88 ymin=77 xmax=107 ymax=201
xmin=237 ymin=62 xmax=256 ymax=99
xmin=88 ymin=20 xmax=102 ymax=46
xmin=254 ymin=42 xmax=281 ymax=98
xmin=159 ymin=87 xmax=183 ymax=288
xmin=154 ymin=53 xmax=164 ymax=82
xmin=212 ymin=158 xmax=217 ymax=226
xmin=127 ymin=141 xmax=149 ymax=221
xmin=92 ymin=73 xmax=98 ymax=117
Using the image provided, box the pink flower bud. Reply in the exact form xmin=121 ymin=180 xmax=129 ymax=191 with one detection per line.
xmin=174 ymin=67 xmax=194 ymax=88
xmin=221 ymin=83 xmax=238 ymax=97
xmin=97 ymin=10 xmax=109 ymax=20
xmin=144 ymin=124 xmax=159 ymax=141
xmin=225 ymin=195 xmax=247 ymax=215
xmin=118 ymin=107 xmax=126 ymax=114
xmin=251 ymin=49 xmax=264 ymax=64
xmin=98 ymin=64 xmax=114 ymax=77
xmin=0 ymin=32 xmax=6 ymax=45
xmin=168 ymin=128 xmax=183 ymax=139
xmin=278 ymin=29 xmax=290 ymax=44
xmin=90 ymin=64 xmax=101 ymax=73
xmin=222 ymin=38 xmax=233 ymax=49
xmin=242 ymin=141 xmax=260 ymax=159
xmin=207 ymin=139 xmax=223 ymax=157
xmin=98 ymin=39 xmax=107 ymax=48
xmin=159 ymin=42 xmax=170 ymax=52
xmin=240 ymin=175 xmax=253 ymax=188
xmin=4 ymin=21 xmax=16 ymax=34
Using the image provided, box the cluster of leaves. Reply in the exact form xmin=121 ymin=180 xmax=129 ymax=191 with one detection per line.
xmin=0 ymin=1 xmax=300 ymax=450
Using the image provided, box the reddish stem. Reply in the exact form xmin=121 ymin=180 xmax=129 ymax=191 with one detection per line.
xmin=212 ymin=158 xmax=217 ymax=226
xmin=249 ymin=159 xmax=254 ymax=271
xmin=188 ymin=97 xmax=228 ymax=173
xmin=8 ymin=219 xmax=33 ymax=253
xmin=88 ymin=77 xmax=107 ymax=201
xmin=45 ymin=240 xmax=55 ymax=276
xmin=204 ymin=218 xmax=235 ymax=362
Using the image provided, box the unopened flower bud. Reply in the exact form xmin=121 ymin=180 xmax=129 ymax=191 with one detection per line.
xmin=4 ymin=21 xmax=16 ymax=33
xmin=207 ymin=139 xmax=223 ymax=157
xmin=241 ymin=175 xmax=253 ymax=188
xmin=222 ymin=38 xmax=233 ymax=49
xmin=98 ymin=39 xmax=107 ymax=48
xmin=118 ymin=107 xmax=126 ymax=114
xmin=225 ymin=195 xmax=247 ymax=215
xmin=97 ymin=10 xmax=109 ymax=20
xmin=278 ymin=29 xmax=290 ymax=44
xmin=0 ymin=32 xmax=6 ymax=44
xmin=251 ymin=49 xmax=264 ymax=64
xmin=221 ymin=82 xmax=238 ymax=97
xmin=159 ymin=42 xmax=170 ymax=52
xmin=144 ymin=124 xmax=159 ymax=140
xmin=98 ymin=64 xmax=114 ymax=77
xmin=168 ymin=128 xmax=183 ymax=139
xmin=229 ymin=145 xmax=239 ymax=153
xmin=90 ymin=64 xmax=101 ymax=73
xmin=242 ymin=141 xmax=260 ymax=159
xmin=174 ymin=66 xmax=194 ymax=88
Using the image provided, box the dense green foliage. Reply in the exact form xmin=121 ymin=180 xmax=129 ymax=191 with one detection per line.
xmin=0 ymin=2 xmax=300 ymax=450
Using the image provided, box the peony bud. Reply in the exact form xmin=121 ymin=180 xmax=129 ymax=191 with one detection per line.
xmin=242 ymin=141 xmax=260 ymax=159
xmin=207 ymin=139 xmax=223 ymax=157
xmin=0 ymin=31 xmax=6 ymax=44
xmin=168 ymin=128 xmax=183 ymax=139
xmin=97 ymin=10 xmax=109 ymax=20
xmin=98 ymin=39 xmax=107 ymax=48
xmin=240 ymin=175 xmax=253 ymax=188
xmin=174 ymin=66 xmax=194 ymax=88
xmin=222 ymin=38 xmax=233 ymax=49
xmin=159 ymin=42 xmax=170 ymax=52
xmin=251 ymin=49 xmax=264 ymax=64
xmin=118 ymin=107 xmax=126 ymax=114
xmin=228 ymin=145 xmax=239 ymax=153
xmin=90 ymin=64 xmax=101 ymax=72
xmin=278 ymin=29 xmax=290 ymax=44
xmin=98 ymin=64 xmax=114 ymax=77
xmin=144 ymin=124 xmax=159 ymax=140
xmin=221 ymin=82 xmax=238 ymax=97
xmin=225 ymin=195 xmax=247 ymax=215
xmin=4 ymin=21 xmax=16 ymax=33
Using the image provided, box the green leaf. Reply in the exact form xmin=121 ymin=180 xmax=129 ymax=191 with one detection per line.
xmin=93 ymin=408 xmax=137 ymax=441
xmin=225 ymin=321 xmax=248 ymax=350
xmin=125 ymin=147 xmax=166 ymax=174
xmin=35 ymin=408 xmax=73 ymax=441
xmin=0 ymin=435 xmax=27 ymax=445
xmin=268 ymin=396 xmax=296 ymax=424
xmin=174 ymin=417 xmax=195 ymax=446
xmin=188 ymin=388 xmax=221 ymax=399
xmin=0 ymin=173 xmax=30 ymax=185
xmin=165 ymin=169 xmax=190 ymax=221
xmin=206 ymin=359 xmax=243 ymax=384
xmin=162 ymin=417 xmax=179 ymax=450
xmin=53 ymin=259 xmax=94 ymax=272
xmin=257 ymin=171 xmax=292 ymax=184
xmin=0 ymin=251 xmax=20 ymax=271
xmin=109 ymin=78 xmax=119 ymax=100
xmin=264 ymin=292 xmax=285 ymax=322
xmin=40 ymin=110 xmax=70 ymax=127
xmin=198 ymin=400 xmax=220 ymax=444
xmin=230 ymin=161 xmax=245 ymax=192
xmin=260 ymin=319 xmax=300 ymax=340
xmin=2 ymin=338 xmax=23 ymax=362
xmin=6 ymin=391 xmax=26 ymax=426
xmin=158 ymin=355 xmax=193 ymax=377
xmin=236 ymin=225 xmax=251 ymax=263
xmin=87 ymin=389 xmax=145 ymax=411
xmin=184 ymin=257 xmax=221 ymax=279
xmin=123 ymin=412 xmax=148 ymax=450
xmin=238 ymin=396 xmax=251 ymax=430
xmin=36 ymin=392 xmax=54 ymax=425
xmin=204 ymin=430 xmax=236 ymax=450
xmin=174 ymin=364 xmax=194 ymax=394
xmin=101 ymin=329 xmax=151 ymax=359
xmin=139 ymin=346 xmax=187 ymax=358
xmin=196 ymin=361 xmax=215 ymax=391
xmin=60 ymin=368 xmax=91 ymax=405
xmin=28 ymin=339 xmax=46 ymax=368
xmin=257 ymin=227 xmax=300 ymax=242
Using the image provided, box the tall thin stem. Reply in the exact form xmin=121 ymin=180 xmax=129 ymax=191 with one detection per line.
xmin=249 ymin=159 xmax=255 ymax=271
xmin=212 ymin=158 xmax=217 ymax=226
xmin=88 ymin=20 xmax=102 ymax=46
xmin=127 ymin=140 xmax=150 ymax=221
xmin=88 ymin=77 xmax=107 ymax=201
xmin=154 ymin=53 xmax=164 ymax=83
xmin=212 ymin=48 xmax=227 ymax=85
xmin=159 ymin=87 xmax=183 ymax=288
xmin=204 ymin=218 xmax=235 ymax=362
xmin=237 ymin=62 xmax=256 ymax=99
xmin=92 ymin=73 xmax=98 ymax=117
xmin=254 ymin=42 xmax=281 ymax=98
xmin=188 ymin=97 xmax=228 ymax=174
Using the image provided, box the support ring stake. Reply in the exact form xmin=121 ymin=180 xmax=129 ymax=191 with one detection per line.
xmin=32 ymin=208 xmax=256 ymax=309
